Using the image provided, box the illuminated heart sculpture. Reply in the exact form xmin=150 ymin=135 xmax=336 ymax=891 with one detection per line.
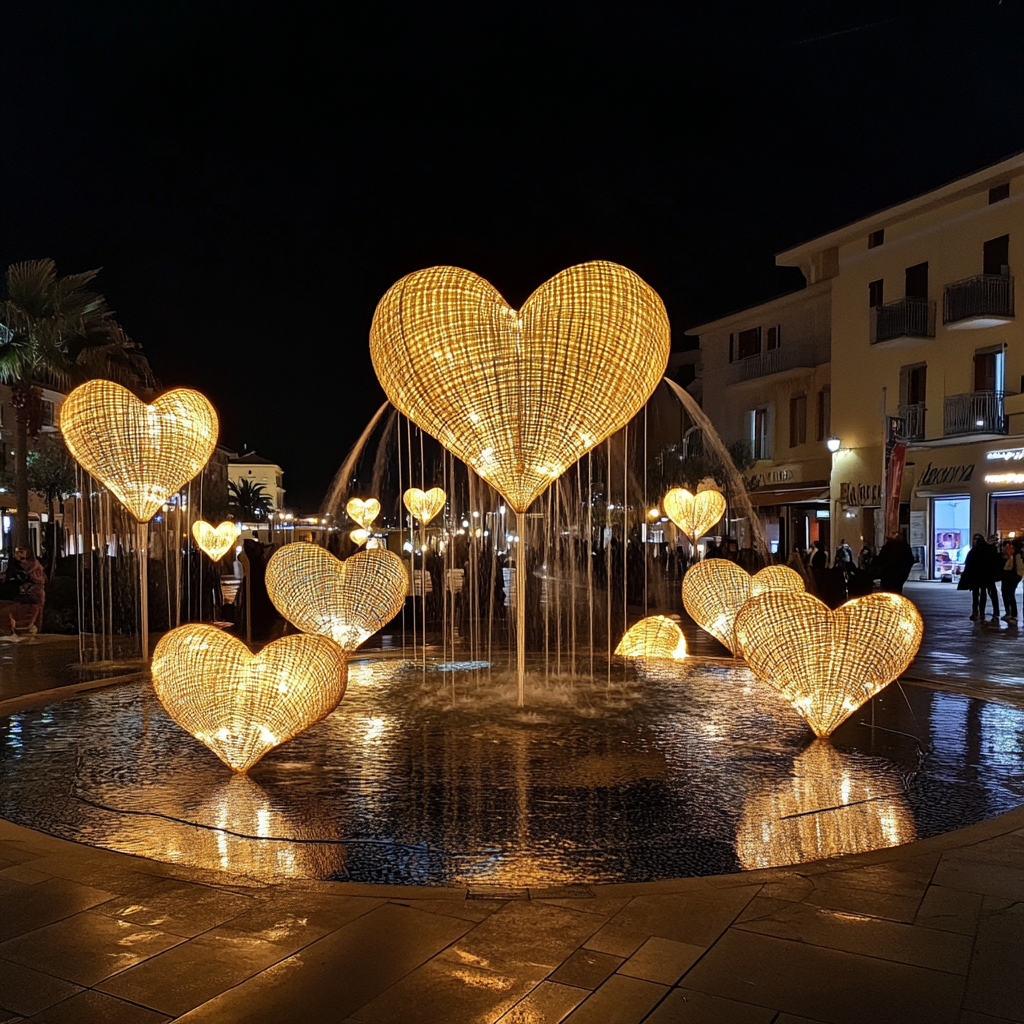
xmin=403 ymin=487 xmax=445 ymax=525
xmin=152 ymin=624 xmax=347 ymax=772
xmin=349 ymin=529 xmax=369 ymax=546
xmin=61 ymin=380 xmax=218 ymax=522
xmin=734 ymin=591 xmax=924 ymax=738
xmin=266 ymin=543 xmax=407 ymax=651
xmin=370 ymin=262 xmax=671 ymax=512
xmin=192 ymin=520 xmax=238 ymax=561
xmin=663 ymin=487 xmax=726 ymax=543
xmin=615 ymin=616 xmax=687 ymax=660
xmin=346 ymin=497 xmax=380 ymax=529
xmin=682 ymin=561 xmax=804 ymax=655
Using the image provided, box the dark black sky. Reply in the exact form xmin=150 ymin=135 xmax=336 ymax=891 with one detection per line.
xmin=4 ymin=1 xmax=1023 ymax=508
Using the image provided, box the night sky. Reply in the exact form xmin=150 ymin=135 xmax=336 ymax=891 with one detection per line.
xmin=4 ymin=1 xmax=1023 ymax=509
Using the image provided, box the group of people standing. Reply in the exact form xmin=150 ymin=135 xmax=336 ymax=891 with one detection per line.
xmin=785 ymin=534 xmax=917 ymax=606
xmin=957 ymin=534 xmax=1024 ymax=622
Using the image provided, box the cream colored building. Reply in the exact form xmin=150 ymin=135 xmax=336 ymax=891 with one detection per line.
xmin=227 ymin=450 xmax=286 ymax=510
xmin=777 ymin=153 xmax=1023 ymax=578
xmin=685 ymin=282 xmax=833 ymax=557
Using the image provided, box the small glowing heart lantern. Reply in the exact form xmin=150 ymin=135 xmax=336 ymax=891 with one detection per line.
xmin=682 ymin=561 xmax=805 ymax=655
xmin=61 ymin=380 xmax=218 ymax=522
xmin=734 ymin=591 xmax=924 ymax=738
xmin=615 ymin=616 xmax=687 ymax=660
xmin=349 ymin=528 xmax=369 ymax=546
xmin=152 ymin=624 xmax=347 ymax=772
xmin=370 ymin=262 xmax=671 ymax=512
xmin=403 ymin=487 xmax=445 ymax=525
xmin=192 ymin=521 xmax=238 ymax=561
xmin=663 ymin=486 xmax=726 ymax=544
xmin=266 ymin=543 xmax=407 ymax=651
xmin=346 ymin=497 xmax=380 ymax=529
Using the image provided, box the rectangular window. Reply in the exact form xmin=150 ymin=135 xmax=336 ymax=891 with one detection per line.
xmin=789 ymin=394 xmax=807 ymax=448
xmin=905 ymin=262 xmax=928 ymax=299
xmin=751 ymin=407 xmax=769 ymax=460
xmin=989 ymin=183 xmax=1010 ymax=204
xmin=984 ymin=234 xmax=1010 ymax=276
xmin=729 ymin=333 xmax=734 ymax=363
xmin=737 ymin=326 xmax=761 ymax=360
xmin=900 ymin=363 xmax=927 ymax=406
xmin=40 ymin=400 xmax=55 ymax=428
xmin=868 ymin=229 xmax=884 ymax=248
xmin=766 ymin=325 xmax=780 ymax=350
xmin=869 ymin=279 xmax=884 ymax=308
xmin=816 ymin=387 xmax=831 ymax=441
xmin=975 ymin=346 xmax=1004 ymax=392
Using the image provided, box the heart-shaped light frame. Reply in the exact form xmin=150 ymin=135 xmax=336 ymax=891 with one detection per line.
xmin=61 ymin=380 xmax=218 ymax=522
xmin=346 ymin=497 xmax=380 ymax=530
xmin=682 ymin=561 xmax=804 ymax=655
xmin=734 ymin=591 xmax=924 ymax=738
xmin=266 ymin=543 xmax=407 ymax=651
xmin=403 ymin=487 xmax=445 ymax=525
xmin=615 ymin=616 xmax=687 ymax=660
xmin=192 ymin=520 xmax=238 ymax=561
xmin=663 ymin=487 xmax=726 ymax=543
xmin=152 ymin=624 xmax=347 ymax=772
xmin=370 ymin=262 xmax=671 ymax=512
xmin=349 ymin=528 xmax=369 ymax=546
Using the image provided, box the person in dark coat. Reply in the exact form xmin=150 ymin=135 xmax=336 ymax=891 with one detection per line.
xmin=875 ymin=534 xmax=916 ymax=595
xmin=957 ymin=533 xmax=1000 ymax=619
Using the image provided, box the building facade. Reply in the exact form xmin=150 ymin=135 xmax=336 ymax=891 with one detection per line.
xmin=227 ymin=451 xmax=286 ymax=510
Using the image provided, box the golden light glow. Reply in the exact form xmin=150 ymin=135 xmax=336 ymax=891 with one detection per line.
xmin=663 ymin=486 xmax=726 ymax=543
xmin=369 ymin=262 xmax=671 ymax=512
xmin=682 ymin=561 xmax=804 ymax=655
xmin=192 ymin=520 xmax=238 ymax=561
xmin=735 ymin=741 xmax=916 ymax=869
xmin=615 ymin=616 xmax=687 ymax=660
xmin=61 ymin=380 xmax=218 ymax=522
xmin=734 ymin=591 xmax=924 ymax=738
xmin=265 ymin=543 xmax=407 ymax=651
xmin=349 ymin=528 xmax=369 ymax=546
xmin=403 ymin=486 xmax=446 ymax=525
xmin=152 ymin=624 xmax=347 ymax=772
xmin=345 ymin=497 xmax=381 ymax=529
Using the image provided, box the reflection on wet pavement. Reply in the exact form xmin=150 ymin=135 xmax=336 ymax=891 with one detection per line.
xmin=0 ymin=653 xmax=1021 ymax=887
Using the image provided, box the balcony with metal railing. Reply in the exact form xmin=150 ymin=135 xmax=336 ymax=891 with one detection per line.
xmin=943 ymin=390 xmax=1014 ymax=438
xmin=871 ymin=299 xmax=936 ymax=345
xmin=726 ymin=343 xmax=822 ymax=387
xmin=897 ymin=403 xmax=926 ymax=441
xmin=943 ymin=274 xmax=1015 ymax=329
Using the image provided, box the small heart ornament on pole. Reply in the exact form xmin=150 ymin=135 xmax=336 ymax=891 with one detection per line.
xmin=192 ymin=521 xmax=238 ymax=561
xmin=663 ymin=487 xmax=726 ymax=544
xmin=734 ymin=591 xmax=924 ymax=738
xmin=346 ymin=497 xmax=380 ymax=530
xmin=403 ymin=487 xmax=445 ymax=525
xmin=61 ymin=380 xmax=218 ymax=522
xmin=152 ymin=624 xmax=347 ymax=772
xmin=266 ymin=543 xmax=407 ymax=651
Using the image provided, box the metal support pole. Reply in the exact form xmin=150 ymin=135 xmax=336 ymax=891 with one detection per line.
xmin=138 ymin=519 xmax=149 ymax=662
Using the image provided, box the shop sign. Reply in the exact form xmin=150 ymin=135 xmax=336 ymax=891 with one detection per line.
xmin=745 ymin=467 xmax=795 ymax=490
xmin=986 ymin=447 xmax=1024 ymax=461
xmin=840 ymin=482 xmax=881 ymax=505
xmin=919 ymin=461 xmax=974 ymax=486
xmin=985 ymin=472 xmax=1024 ymax=485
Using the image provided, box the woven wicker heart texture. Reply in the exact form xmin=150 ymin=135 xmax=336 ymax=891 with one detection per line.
xmin=61 ymin=380 xmax=218 ymax=522
xmin=370 ymin=261 xmax=671 ymax=512
xmin=192 ymin=520 xmax=238 ymax=561
xmin=346 ymin=498 xmax=380 ymax=529
xmin=734 ymin=591 xmax=924 ymax=738
xmin=403 ymin=487 xmax=446 ymax=525
xmin=615 ymin=616 xmax=687 ymax=660
xmin=663 ymin=488 xmax=726 ymax=543
xmin=152 ymin=624 xmax=347 ymax=772
xmin=682 ymin=561 xmax=804 ymax=655
xmin=265 ymin=543 xmax=407 ymax=651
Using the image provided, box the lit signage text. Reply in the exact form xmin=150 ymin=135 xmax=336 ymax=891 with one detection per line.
xmin=986 ymin=448 xmax=1024 ymax=461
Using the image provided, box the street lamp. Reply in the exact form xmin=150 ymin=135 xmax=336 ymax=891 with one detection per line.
xmin=826 ymin=436 xmax=841 ymax=453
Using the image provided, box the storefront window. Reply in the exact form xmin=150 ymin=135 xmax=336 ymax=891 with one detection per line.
xmin=991 ymin=492 xmax=1024 ymax=540
xmin=933 ymin=496 xmax=970 ymax=579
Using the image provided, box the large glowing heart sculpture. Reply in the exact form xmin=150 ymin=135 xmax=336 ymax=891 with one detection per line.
xmin=61 ymin=380 xmax=218 ymax=522
xmin=192 ymin=520 xmax=238 ymax=561
xmin=734 ymin=591 xmax=924 ymax=738
xmin=403 ymin=487 xmax=445 ymax=525
xmin=152 ymin=624 xmax=347 ymax=772
xmin=615 ymin=616 xmax=687 ymax=660
xmin=370 ymin=262 xmax=671 ymax=512
xmin=682 ymin=561 xmax=805 ymax=655
xmin=265 ymin=543 xmax=407 ymax=651
xmin=346 ymin=497 xmax=380 ymax=530
xmin=663 ymin=487 xmax=726 ymax=543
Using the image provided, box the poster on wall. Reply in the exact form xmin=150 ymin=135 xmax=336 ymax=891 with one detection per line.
xmin=909 ymin=511 xmax=926 ymax=547
xmin=883 ymin=416 xmax=907 ymax=539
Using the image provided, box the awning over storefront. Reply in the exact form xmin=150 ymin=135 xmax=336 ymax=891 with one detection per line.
xmin=746 ymin=483 xmax=830 ymax=507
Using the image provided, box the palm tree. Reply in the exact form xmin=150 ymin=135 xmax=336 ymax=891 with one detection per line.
xmin=228 ymin=479 xmax=273 ymax=522
xmin=0 ymin=259 xmax=155 ymax=548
